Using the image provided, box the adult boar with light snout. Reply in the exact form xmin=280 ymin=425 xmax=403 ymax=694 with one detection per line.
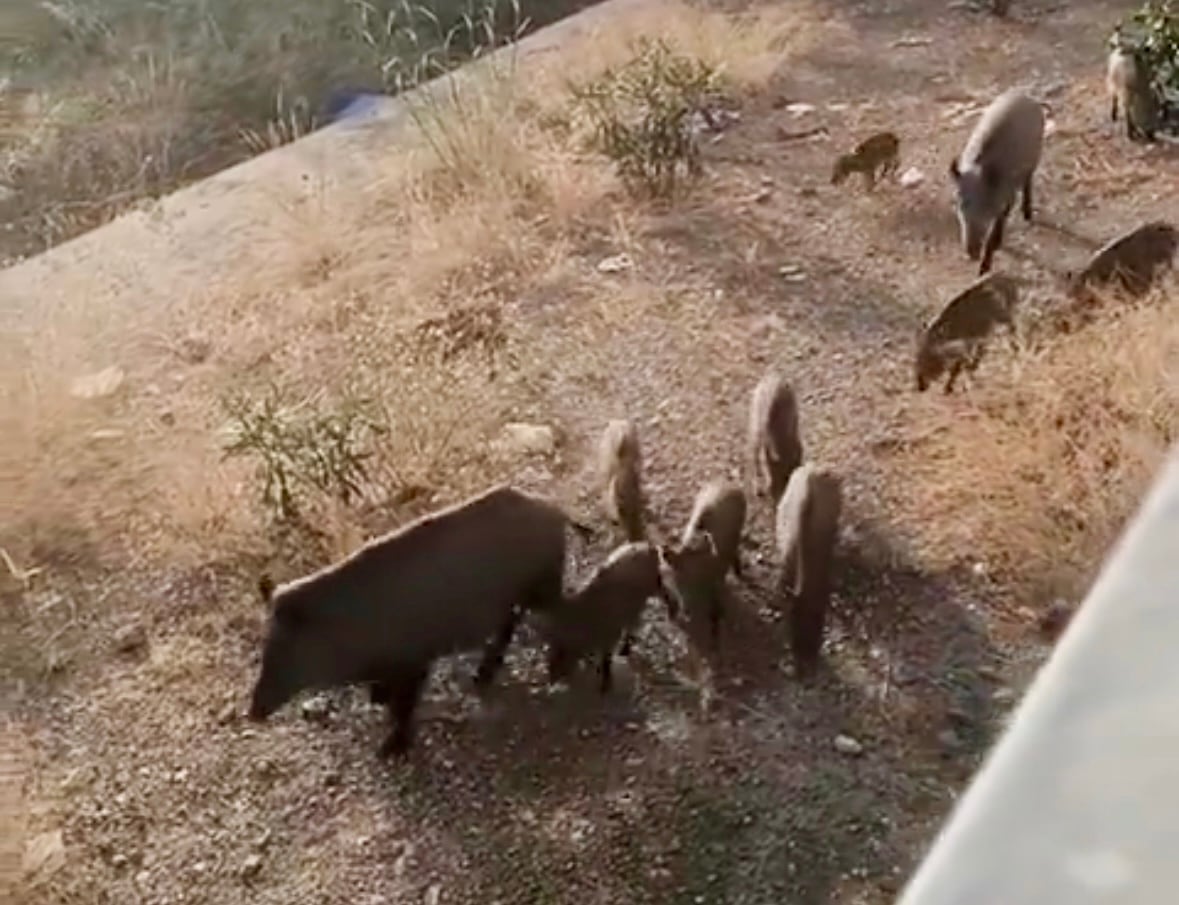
xmin=747 ymin=372 xmax=803 ymax=508
xmin=661 ymin=481 xmax=748 ymax=651
xmin=915 ymin=271 xmax=1020 ymax=394
xmin=538 ymin=541 xmax=682 ymax=694
xmin=247 ymin=484 xmax=593 ymax=760
xmin=599 ymin=419 xmax=647 ymax=543
xmin=1068 ymin=221 xmax=1178 ymax=308
xmin=775 ymin=463 xmax=843 ymax=680
xmin=949 ymin=89 xmax=1044 ymax=275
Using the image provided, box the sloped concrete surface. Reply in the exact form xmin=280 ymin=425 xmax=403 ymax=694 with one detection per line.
xmin=0 ymin=0 xmax=646 ymax=326
xmin=898 ymin=448 xmax=1179 ymax=905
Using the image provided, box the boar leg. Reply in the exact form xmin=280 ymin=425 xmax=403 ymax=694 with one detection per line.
xmin=473 ymin=608 xmax=522 ymax=691
xmin=368 ymin=680 xmax=392 ymax=706
xmin=598 ymin=650 xmax=615 ymax=694
xmin=708 ymin=588 xmax=723 ymax=653
xmin=378 ymin=661 xmax=432 ymax=759
xmin=943 ymin=359 xmax=965 ymax=394
xmin=789 ymin=588 xmax=824 ymax=681
xmin=1021 ymin=175 xmax=1034 ymax=222
xmin=978 ymin=200 xmax=1013 ymax=275
xmin=1111 ymin=93 xmax=1119 ymax=122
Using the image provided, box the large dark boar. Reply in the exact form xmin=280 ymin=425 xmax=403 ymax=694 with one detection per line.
xmin=538 ymin=541 xmax=681 ymax=694
xmin=599 ymin=418 xmax=647 ymax=543
xmin=1067 ymin=220 xmax=1177 ymax=307
xmin=949 ymin=88 xmax=1044 ymax=275
xmin=661 ymin=481 xmax=748 ymax=651
xmin=775 ymin=463 xmax=843 ymax=679
xmin=915 ymin=271 xmax=1020 ymax=393
xmin=747 ymin=371 xmax=803 ymax=507
xmin=247 ymin=484 xmax=592 ymax=760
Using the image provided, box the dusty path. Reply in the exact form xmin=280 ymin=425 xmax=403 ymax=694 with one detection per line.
xmin=7 ymin=1 xmax=1176 ymax=904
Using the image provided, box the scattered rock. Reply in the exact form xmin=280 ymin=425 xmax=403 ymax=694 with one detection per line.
xmin=112 ymin=622 xmax=147 ymax=654
xmin=778 ymin=263 xmax=806 ymax=283
xmin=424 ymin=884 xmax=442 ymax=905
xmin=784 ymin=102 xmax=816 ymax=116
xmin=892 ymin=36 xmax=932 ymax=47
xmin=216 ymin=701 xmax=238 ymax=725
xmin=938 ymin=728 xmax=963 ymax=750
xmin=752 ymin=186 xmax=772 ymax=204
xmin=70 ymin=365 xmax=125 ymax=400
xmin=240 ymin=854 xmax=263 ymax=879
xmin=1045 ymin=118 xmax=1057 ymax=137
xmin=834 ymin=734 xmax=864 ymax=756
xmin=490 ymin=422 xmax=557 ymax=459
xmin=300 ymin=694 xmax=332 ymax=724
xmin=597 ymin=253 xmax=634 ymax=274
xmin=23 ymin=829 xmax=66 ymax=883
xmin=899 ymin=166 xmax=925 ymax=188
xmin=992 ymin=687 xmax=1016 ymax=705
xmin=111 ymin=853 xmax=128 ymax=869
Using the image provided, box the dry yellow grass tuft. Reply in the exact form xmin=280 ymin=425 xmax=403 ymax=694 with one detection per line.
xmin=885 ymin=284 xmax=1179 ymax=603
xmin=0 ymin=0 xmax=817 ymax=578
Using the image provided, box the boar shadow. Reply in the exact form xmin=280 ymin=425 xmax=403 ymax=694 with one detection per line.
xmin=833 ymin=518 xmax=1005 ymax=758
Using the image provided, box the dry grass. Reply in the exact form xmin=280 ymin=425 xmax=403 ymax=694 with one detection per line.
xmin=0 ymin=0 xmax=813 ymax=576
xmin=5 ymin=0 xmax=1179 ymax=900
xmin=0 ymin=0 xmax=602 ymax=266
xmin=884 ymin=284 xmax=1179 ymax=603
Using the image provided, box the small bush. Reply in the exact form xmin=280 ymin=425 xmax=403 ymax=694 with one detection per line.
xmin=568 ymin=36 xmax=723 ymax=198
xmin=1114 ymin=1 xmax=1179 ymax=105
xmin=220 ymin=384 xmax=388 ymax=520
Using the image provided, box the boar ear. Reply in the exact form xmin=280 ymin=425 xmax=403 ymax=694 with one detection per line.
xmin=257 ymin=573 xmax=276 ymax=606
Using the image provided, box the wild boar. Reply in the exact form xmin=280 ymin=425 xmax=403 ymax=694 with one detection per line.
xmin=1107 ymin=40 xmax=1160 ymax=142
xmin=247 ymin=484 xmax=592 ymax=760
xmin=915 ymin=271 xmax=1020 ymax=393
xmin=599 ymin=418 xmax=647 ymax=543
xmin=830 ymin=131 xmax=900 ymax=191
xmin=775 ymin=463 xmax=843 ymax=679
xmin=538 ymin=541 xmax=681 ymax=694
xmin=661 ymin=481 xmax=748 ymax=650
xmin=1067 ymin=220 xmax=1178 ymax=307
xmin=747 ymin=372 xmax=803 ymax=507
xmin=949 ymin=88 xmax=1045 ymax=275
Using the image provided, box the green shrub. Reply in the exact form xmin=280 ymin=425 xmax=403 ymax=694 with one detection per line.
xmin=1113 ymin=1 xmax=1179 ymax=104
xmin=568 ymin=37 xmax=723 ymax=198
xmin=220 ymin=384 xmax=388 ymax=520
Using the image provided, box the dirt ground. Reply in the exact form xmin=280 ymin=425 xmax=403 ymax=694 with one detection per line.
xmin=4 ymin=0 xmax=1177 ymax=903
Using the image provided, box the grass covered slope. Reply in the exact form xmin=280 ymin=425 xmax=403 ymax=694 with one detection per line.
xmin=4 ymin=0 xmax=1178 ymax=902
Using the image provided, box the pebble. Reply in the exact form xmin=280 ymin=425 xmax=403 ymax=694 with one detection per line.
xmin=241 ymin=854 xmax=263 ymax=878
xmin=834 ymin=734 xmax=864 ymax=756
xmin=938 ymin=728 xmax=963 ymax=750
xmin=300 ymin=695 xmax=332 ymax=723
xmin=113 ymin=622 xmax=147 ymax=654
xmin=992 ymin=687 xmax=1016 ymax=704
